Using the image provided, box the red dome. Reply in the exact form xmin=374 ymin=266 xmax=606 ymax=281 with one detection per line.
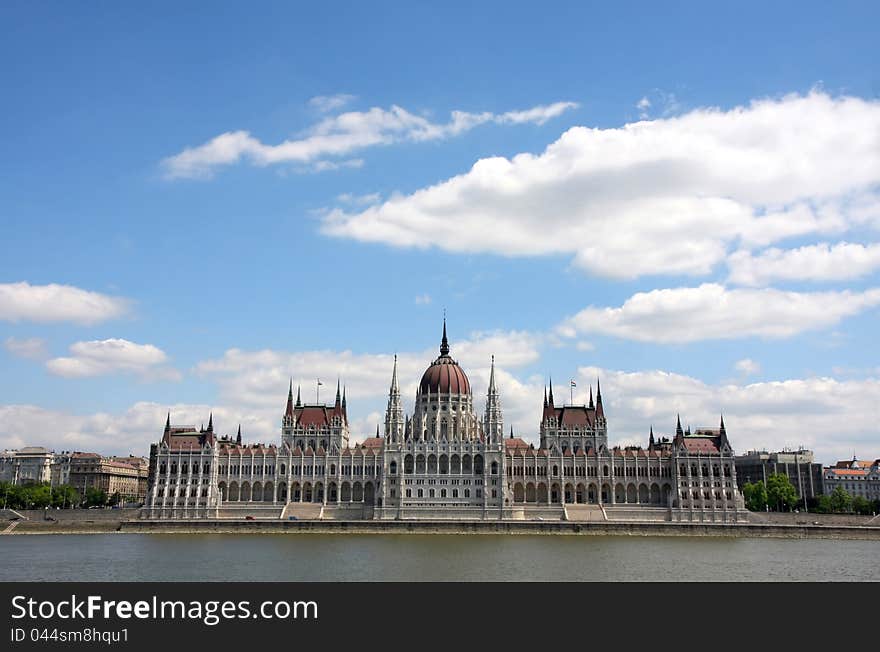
xmin=419 ymin=355 xmax=471 ymax=395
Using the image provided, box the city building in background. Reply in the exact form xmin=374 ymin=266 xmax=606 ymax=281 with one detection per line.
xmin=734 ymin=449 xmax=824 ymax=501
xmin=68 ymin=453 xmax=149 ymax=502
xmin=823 ymin=458 xmax=880 ymax=501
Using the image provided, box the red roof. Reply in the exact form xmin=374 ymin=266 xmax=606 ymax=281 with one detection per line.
xmin=419 ymin=355 xmax=470 ymax=395
xmin=682 ymin=438 xmax=720 ymax=454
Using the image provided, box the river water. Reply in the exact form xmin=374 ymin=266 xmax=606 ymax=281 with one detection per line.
xmin=2 ymin=534 xmax=877 ymax=581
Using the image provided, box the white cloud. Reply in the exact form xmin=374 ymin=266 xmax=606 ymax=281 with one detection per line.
xmin=0 ymin=282 xmax=130 ymax=325
xmin=3 ymin=366 xmax=875 ymax=465
xmin=306 ymin=158 xmax=364 ymax=173
xmin=558 ymin=284 xmax=880 ymax=343
xmin=308 ymin=93 xmax=357 ymax=113
xmin=337 ymin=192 xmax=382 ymax=205
xmin=4 ymin=337 xmax=48 ymax=360
xmin=414 ymin=293 xmax=431 ymax=305
xmin=0 ymin=402 xmax=254 ymax=457
xmin=162 ymin=101 xmax=578 ymax=179
xmin=735 ymin=358 xmax=761 ymax=376
xmin=46 ymin=339 xmax=181 ymax=381
xmin=575 ymin=341 xmax=595 ymax=352
xmin=636 ymin=96 xmax=651 ymax=119
xmin=321 ymin=91 xmax=880 ymax=280
xmin=573 ymin=366 xmax=880 ymax=465
xmin=727 ymin=242 xmax=880 ymax=286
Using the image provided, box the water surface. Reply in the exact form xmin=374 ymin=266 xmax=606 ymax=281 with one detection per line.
xmin=2 ymin=534 xmax=877 ymax=581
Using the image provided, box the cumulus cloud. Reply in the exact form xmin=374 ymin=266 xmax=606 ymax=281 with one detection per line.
xmin=4 ymin=337 xmax=49 ymax=360
xmin=0 ymin=282 xmax=130 ymax=325
xmin=46 ymin=339 xmax=181 ymax=381
xmin=321 ymin=91 xmax=880 ymax=279
xmin=0 ymin=402 xmax=254 ymax=457
xmin=193 ymin=329 xmax=542 ymax=413
xmin=574 ymin=366 xmax=880 ymax=465
xmin=557 ymin=284 xmax=880 ymax=343
xmin=162 ymin=101 xmax=578 ymax=179
xmin=727 ymin=242 xmax=880 ymax=286
xmin=4 ymin=366 xmax=875 ymax=465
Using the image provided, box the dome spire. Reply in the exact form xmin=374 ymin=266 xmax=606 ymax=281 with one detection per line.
xmin=440 ymin=317 xmax=450 ymax=356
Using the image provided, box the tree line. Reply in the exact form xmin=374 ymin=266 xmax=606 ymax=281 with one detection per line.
xmin=0 ymin=481 xmax=124 ymax=510
xmin=742 ymin=473 xmax=878 ymax=514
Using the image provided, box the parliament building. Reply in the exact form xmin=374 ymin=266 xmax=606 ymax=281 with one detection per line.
xmin=145 ymin=323 xmax=746 ymax=522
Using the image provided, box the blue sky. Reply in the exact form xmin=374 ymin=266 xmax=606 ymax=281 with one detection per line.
xmin=1 ymin=1 xmax=879 ymax=463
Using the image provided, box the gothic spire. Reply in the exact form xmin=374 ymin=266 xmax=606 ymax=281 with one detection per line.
xmin=649 ymin=425 xmax=655 ymax=448
xmin=335 ymin=378 xmax=341 ymax=407
xmin=720 ymin=413 xmax=726 ymax=435
xmin=510 ymin=425 xmax=514 ymax=439
xmin=236 ymin=424 xmax=241 ymax=445
xmin=548 ymin=377 xmax=554 ymax=406
xmin=295 ymin=384 xmax=302 ymax=408
xmin=440 ymin=318 xmax=450 ymax=356
xmin=207 ymin=412 xmax=213 ymax=433
xmin=391 ymin=354 xmax=399 ymax=393
xmin=543 ymin=385 xmax=548 ymax=408
xmin=588 ymin=385 xmax=594 ymax=409
xmin=595 ymin=377 xmax=604 ymax=418
xmin=165 ymin=411 xmax=171 ymax=432
xmin=285 ymin=379 xmax=295 ymax=417
xmin=488 ymin=355 xmax=497 ymax=393
xmin=676 ymin=414 xmax=684 ymax=437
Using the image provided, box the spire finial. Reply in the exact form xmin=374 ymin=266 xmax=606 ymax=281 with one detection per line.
xmin=440 ymin=317 xmax=449 ymax=356
xmin=295 ymin=384 xmax=302 ymax=408
xmin=165 ymin=411 xmax=171 ymax=431
xmin=207 ymin=412 xmax=213 ymax=432
xmin=236 ymin=424 xmax=241 ymax=445
xmin=548 ymin=376 xmax=554 ymax=406
xmin=488 ymin=355 xmax=496 ymax=392
xmin=543 ymin=385 xmax=548 ymax=408
xmin=676 ymin=413 xmax=683 ymax=437
xmin=589 ymin=385 xmax=594 ymax=409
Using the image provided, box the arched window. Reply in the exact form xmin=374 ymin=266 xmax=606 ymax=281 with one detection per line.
xmin=553 ymin=465 xmax=559 ymax=476
xmin=281 ymin=464 xmax=286 ymax=475
xmin=330 ymin=464 xmax=336 ymax=475
xmin=491 ymin=461 xmax=498 ymax=475
xmin=389 ymin=461 xmax=397 ymax=475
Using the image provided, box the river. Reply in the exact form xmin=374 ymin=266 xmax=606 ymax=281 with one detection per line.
xmin=2 ymin=534 xmax=877 ymax=581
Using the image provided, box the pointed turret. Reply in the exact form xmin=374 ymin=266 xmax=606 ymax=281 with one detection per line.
xmin=335 ymin=379 xmax=341 ymax=408
xmin=719 ymin=413 xmax=726 ymax=436
xmin=236 ymin=424 xmax=241 ymax=445
xmin=548 ymin=377 xmax=555 ymax=406
xmin=543 ymin=385 xmax=548 ymax=408
xmin=509 ymin=425 xmax=514 ymax=439
xmin=675 ymin=414 xmax=684 ymax=438
xmin=595 ymin=378 xmax=604 ymax=418
xmin=649 ymin=425 xmax=655 ymax=449
xmin=588 ymin=386 xmax=594 ymax=409
xmin=484 ymin=355 xmax=503 ymax=443
xmin=285 ymin=379 xmax=294 ymax=418
xmin=206 ymin=412 xmax=213 ymax=433
xmin=164 ymin=411 xmax=171 ymax=433
xmin=440 ymin=318 xmax=450 ymax=356
xmin=385 ymin=354 xmax=404 ymax=441
xmin=295 ymin=385 xmax=302 ymax=408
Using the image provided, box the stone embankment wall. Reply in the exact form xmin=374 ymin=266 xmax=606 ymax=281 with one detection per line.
xmin=747 ymin=511 xmax=878 ymax=526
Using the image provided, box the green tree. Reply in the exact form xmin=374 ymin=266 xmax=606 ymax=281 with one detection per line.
xmin=743 ymin=481 xmax=768 ymax=511
xmin=84 ymin=487 xmax=108 ymax=508
xmin=814 ymin=494 xmax=832 ymax=514
xmin=829 ymin=486 xmax=852 ymax=513
xmin=50 ymin=485 xmax=79 ymax=508
xmin=766 ymin=473 xmax=799 ymax=511
xmin=852 ymin=495 xmax=873 ymax=515
xmin=30 ymin=484 xmax=52 ymax=508
xmin=109 ymin=491 xmax=122 ymax=506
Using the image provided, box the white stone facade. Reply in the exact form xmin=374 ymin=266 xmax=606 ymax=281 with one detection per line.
xmin=145 ymin=325 xmax=746 ymax=522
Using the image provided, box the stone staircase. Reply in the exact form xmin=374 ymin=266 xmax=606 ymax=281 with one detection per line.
xmin=280 ymin=503 xmax=324 ymax=520
xmin=564 ymin=505 xmax=607 ymax=522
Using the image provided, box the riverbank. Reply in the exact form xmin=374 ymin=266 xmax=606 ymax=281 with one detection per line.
xmin=4 ymin=508 xmax=878 ymax=539
xmin=5 ymin=518 xmax=880 ymax=540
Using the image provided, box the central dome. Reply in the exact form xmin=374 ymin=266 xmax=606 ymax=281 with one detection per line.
xmin=418 ymin=321 xmax=471 ymax=395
